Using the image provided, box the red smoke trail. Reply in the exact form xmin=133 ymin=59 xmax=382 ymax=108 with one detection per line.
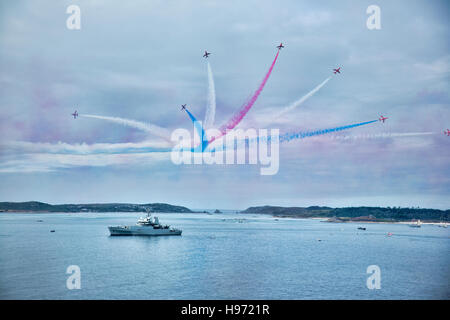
xmin=209 ymin=50 xmax=280 ymax=144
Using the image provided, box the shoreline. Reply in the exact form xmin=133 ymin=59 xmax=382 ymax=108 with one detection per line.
xmin=280 ymin=216 xmax=447 ymax=226
xmin=2 ymin=210 xmax=448 ymax=226
xmin=245 ymin=214 xmax=448 ymax=225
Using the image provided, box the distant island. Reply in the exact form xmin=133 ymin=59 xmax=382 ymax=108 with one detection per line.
xmin=241 ymin=205 xmax=450 ymax=222
xmin=0 ymin=201 xmax=192 ymax=213
xmin=1 ymin=202 xmax=449 ymax=222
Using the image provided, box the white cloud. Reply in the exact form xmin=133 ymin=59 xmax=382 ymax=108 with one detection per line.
xmin=283 ymin=11 xmax=333 ymax=28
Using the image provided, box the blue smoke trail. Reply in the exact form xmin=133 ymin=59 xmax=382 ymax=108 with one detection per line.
xmin=203 ymin=119 xmax=379 ymax=153
xmin=99 ymin=118 xmax=377 ymax=155
xmin=279 ymin=120 xmax=378 ymax=143
xmin=184 ymin=108 xmax=208 ymax=151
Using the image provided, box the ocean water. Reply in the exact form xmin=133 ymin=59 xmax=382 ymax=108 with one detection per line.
xmin=0 ymin=212 xmax=448 ymax=300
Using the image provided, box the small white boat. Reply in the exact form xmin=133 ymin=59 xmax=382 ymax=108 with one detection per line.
xmin=409 ymin=219 xmax=422 ymax=228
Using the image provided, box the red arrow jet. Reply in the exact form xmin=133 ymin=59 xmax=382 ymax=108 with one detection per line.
xmin=379 ymin=115 xmax=388 ymax=123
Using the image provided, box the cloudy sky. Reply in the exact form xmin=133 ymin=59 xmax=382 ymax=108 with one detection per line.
xmin=0 ymin=0 xmax=449 ymax=209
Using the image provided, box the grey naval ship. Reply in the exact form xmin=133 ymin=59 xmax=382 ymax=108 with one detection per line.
xmin=108 ymin=213 xmax=182 ymax=236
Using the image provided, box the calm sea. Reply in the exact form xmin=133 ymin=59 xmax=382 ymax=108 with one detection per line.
xmin=0 ymin=212 xmax=448 ymax=299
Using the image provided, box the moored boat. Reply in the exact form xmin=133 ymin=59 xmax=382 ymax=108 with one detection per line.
xmin=409 ymin=219 xmax=422 ymax=228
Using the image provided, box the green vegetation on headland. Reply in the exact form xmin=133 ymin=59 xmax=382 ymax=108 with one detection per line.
xmin=0 ymin=201 xmax=192 ymax=213
xmin=241 ymin=206 xmax=450 ymax=222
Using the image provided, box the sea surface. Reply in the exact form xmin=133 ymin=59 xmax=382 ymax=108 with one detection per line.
xmin=0 ymin=212 xmax=448 ymax=300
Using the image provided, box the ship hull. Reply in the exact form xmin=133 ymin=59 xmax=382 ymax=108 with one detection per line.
xmin=108 ymin=226 xmax=182 ymax=236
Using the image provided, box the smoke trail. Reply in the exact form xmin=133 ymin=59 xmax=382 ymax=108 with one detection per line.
xmin=5 ymin=120 xmax=387 ymax=160
xmin=184 ymin=108 xmax=207 ymax=151
xmin=3 ymin=140 xmax=173 ymax=155
xmin=203 ymin=61 xmax=216 ymax=130
xmin=80 ymin=114 xmax=171 ymax=141
xmin=270 ymin=76 xmax=331 ymax=122
xmin=210 ymin=50 xmax=280 ymax=144
xmin=329 ymin=132 xmax=436 ymax=141
xmin=279 ymin=120 xmax=378 ymax=142
xmin=205 ymin=120 xmax=379 ymax=152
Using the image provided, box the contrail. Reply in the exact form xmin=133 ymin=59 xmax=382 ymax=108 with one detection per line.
xmin=80 ymin=114 xmax=171 ymax=141
xmin=183 ymin=108 xmax=207 ymax=151
xmin=329 ymin=132 xmax=437 ymax=140
xmin=3 ymin=140 xmax=173 ymax=155
xmin=4 ymin=120 xmax=389 ymax=158
xmin=2 ymin=140 xmax=205 ymax=156
xmin=210 ymin=50 xmax=280 ymax=144
xmin=203 ymin=61 xmax=216 ymax=130
xmin=279 ymin=120 xmax=378 ymax=143
xmin=269 ymin=76 xmax=331 ymax=122
xmin=206 ymin=119 xmax=379 ymax=151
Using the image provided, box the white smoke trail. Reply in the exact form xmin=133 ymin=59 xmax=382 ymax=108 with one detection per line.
xmin=266 ymin=76 xmax=331 ymax=123
xmin=2 ymin=140 xmax=172 ymax=155
xmin=0 ymin=152 xmax=170 ymax=173
xmin=80 ymin=114 xmax=171 ymax=141
xmin=203 ymin=61 xmax=216 ymax=130
xmin=330 ymin=132 xmax=436 ymax=140
xmin=0 ymin=140 xmax=173 ymax=173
